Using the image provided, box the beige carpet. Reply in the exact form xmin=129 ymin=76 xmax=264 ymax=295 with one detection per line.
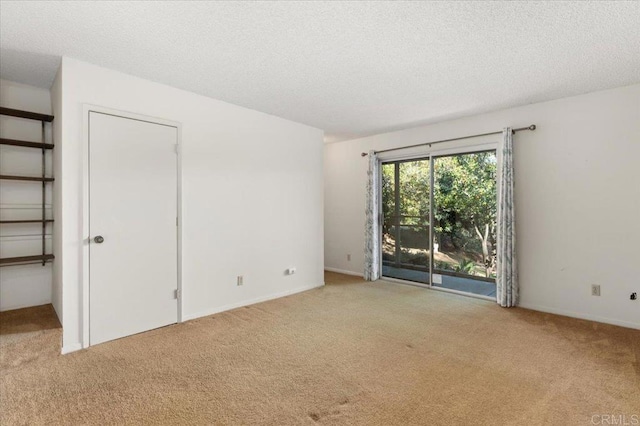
xmin=1 ymin=272 xmax=638 ymax=425
xmin=0 ymin=304 xmax=62 ymax=372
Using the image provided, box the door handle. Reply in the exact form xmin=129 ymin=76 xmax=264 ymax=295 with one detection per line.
xmin=93 ymin=235 xmax=105 ymax=244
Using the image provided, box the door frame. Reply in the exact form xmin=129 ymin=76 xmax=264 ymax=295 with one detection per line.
xmin=378 ymin=140 xmax=499 ymax=301
xmin=81 ymin=104 xmax=183 ymax=349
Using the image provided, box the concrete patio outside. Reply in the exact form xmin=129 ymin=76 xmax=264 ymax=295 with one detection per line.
xmin=382 ymin=264 xmax=496 ymax=298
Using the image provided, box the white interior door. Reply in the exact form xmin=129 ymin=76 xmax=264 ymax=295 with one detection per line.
xmin=89 ymin=112 xmax=178 ymax=345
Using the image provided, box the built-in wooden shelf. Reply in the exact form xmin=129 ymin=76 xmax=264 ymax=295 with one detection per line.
xmin=0 ymin=107 xmax=54 ymax=122
xmin=0 ymin=106 xmax=55 ymax=267
xmin=0 ymin=219 xmax=54 ymax=224
xmin=0 ymin=138 xmax=54 ymax=149
xmin=0 ymin=175 xmax=54 ymax=182
xmin=0 ymin=254 xmax=55 ymax=266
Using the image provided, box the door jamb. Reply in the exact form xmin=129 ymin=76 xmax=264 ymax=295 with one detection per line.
xmin=81 ymin=104 xmax=183 ymax=349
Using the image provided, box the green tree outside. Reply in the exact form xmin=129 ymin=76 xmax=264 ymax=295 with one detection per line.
xmin=382 ymin=151 xmax=497 ymax=278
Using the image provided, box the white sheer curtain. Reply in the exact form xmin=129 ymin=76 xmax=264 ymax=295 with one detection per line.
xmin=496 ymin=128 xmax=518 ymax=307
xmin=364 ymin=150 xmax=381 ymax=281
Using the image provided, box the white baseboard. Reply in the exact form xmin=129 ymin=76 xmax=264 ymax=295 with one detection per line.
xmin=62 ymin=284 xmax=324 ymax=354
xmin=182 ymin=282 xmax=324 ymax=322
xmin=518 ymin=302 xmax=640 ymax=330
xmin=61 ymin=342 xmax=83 ymax=355
xmin=324 ymin=267 xmax=363 ymax=277
xmin=0 ymin=300 xmax=53 ymax=313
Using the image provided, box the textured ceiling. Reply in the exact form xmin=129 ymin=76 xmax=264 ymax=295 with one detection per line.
xmin=1 ymin=1 xmax=639 ymax=142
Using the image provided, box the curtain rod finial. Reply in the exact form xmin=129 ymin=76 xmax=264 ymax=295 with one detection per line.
xmin=361 ymin=152 xmax=368 ymax=157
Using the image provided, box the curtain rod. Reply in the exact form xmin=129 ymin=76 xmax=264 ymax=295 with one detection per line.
xmin=360 ymin=124 xmax=536 ymax=157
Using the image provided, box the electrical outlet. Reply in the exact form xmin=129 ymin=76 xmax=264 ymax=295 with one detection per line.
xmin=347 ymin=254 xmax=351 ymax=261
xmin=286 ymin=267 xmax=296 ymax=275
xmin=591 ymin=284 xmax=600 ymax=296
xmin=237 ymin=275 xmax=243 ymax=286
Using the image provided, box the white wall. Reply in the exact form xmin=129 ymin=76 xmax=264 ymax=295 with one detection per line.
xmin=50 ymin=68 xmax=63 ymax=322
xmin=0 ymin=79 xmax=54 ymax=311
xmin=56 ymin=57 xmax=324 ymax=353
xmin=325 ymin=84 xmax=640 ymax=329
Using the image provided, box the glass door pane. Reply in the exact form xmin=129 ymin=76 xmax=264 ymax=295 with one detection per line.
xmin=432 ymin=150 xmax=497 ymax=297
xmin=381 ymin=159 xmax=431 ymax=284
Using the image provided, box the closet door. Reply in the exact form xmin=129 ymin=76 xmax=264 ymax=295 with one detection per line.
xmin=89 ymin=112 xmax=178 ymax=345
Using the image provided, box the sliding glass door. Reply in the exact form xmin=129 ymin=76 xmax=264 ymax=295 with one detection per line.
xmin=381 ymin=150 xmax=497 ymax=297
xmin=432 ymin=150 xmax=497 ymax=297
xmin=381 ymin=159 xmax=431 ymax=284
